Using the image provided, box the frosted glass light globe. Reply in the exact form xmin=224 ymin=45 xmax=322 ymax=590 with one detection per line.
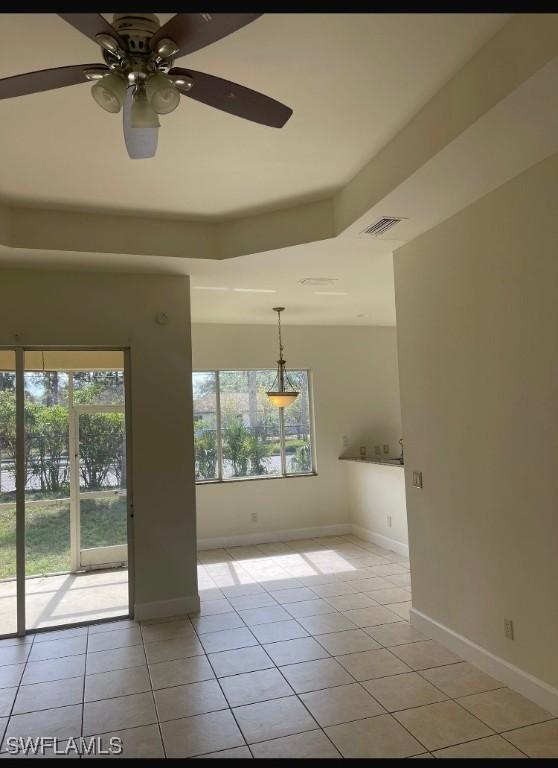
xmin=91 ymin=73 xmax=126 ymax=114
xmin=146 ymin=73 xmax=180 ymax=115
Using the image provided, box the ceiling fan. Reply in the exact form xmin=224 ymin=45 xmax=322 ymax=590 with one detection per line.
xmin=0 ymin=13 xmax=293 ymax=159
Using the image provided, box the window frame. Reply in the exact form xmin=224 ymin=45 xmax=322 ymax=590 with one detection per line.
xmin=193 ymin=368 xmax=317 ymax=484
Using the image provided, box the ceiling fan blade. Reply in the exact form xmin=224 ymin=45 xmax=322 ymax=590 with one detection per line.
xmin=0 ymin=64 xmax=108 ymax=100
xmin=58 ymin=14 xmax=125 ymax=48
xmin=151 ymin=13 xmax=262 ymax=58
xmin=170 ymin=68 xmax=293 ymax=128
xmin=123 ymin=87 xmax=158 ymax=160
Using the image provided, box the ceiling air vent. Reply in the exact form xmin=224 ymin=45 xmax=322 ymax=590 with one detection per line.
xmin=298 ymin=277 xmax=338 ymax=286
xmin=362 ymin=217 xmax=404 ymax=237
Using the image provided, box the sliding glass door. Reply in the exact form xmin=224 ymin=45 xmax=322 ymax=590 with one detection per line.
xmin=0 ymin=348 xmax=132 ymax=638
xmin=0 ymin=350 xmax=18 ymax=636
xmin=76 ymin=406 xmax=127 ymax=570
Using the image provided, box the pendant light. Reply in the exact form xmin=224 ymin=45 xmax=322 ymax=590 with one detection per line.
xmin=266 ymin=307 xmax=299 ymax=408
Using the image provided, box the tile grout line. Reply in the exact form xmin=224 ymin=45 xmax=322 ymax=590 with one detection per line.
xmin=295 ymin=568 xmax=473 ymax=760
xmin=0 ymin=627 xmax=37 ymax=751
xmin=189 ymin=614 xmax=254 ymax=758
xmin=290 ymin=684 xmax=344 ymax=758
xmin=200 ymin=556 xmax=406 ymax=756
xmin=497 ymin=728 xmax=537 ymax=758
xmin=140 ymin=619 xmax=167 ymax=759
xmin=312 ymin=624 xmax=434 ymax=760
xmin=79 ymin=625 xmax=89 ymax=743
xmin=357 ymin=632 xmax=526 ymax=755
xmin=397 ymin=665 xmax=534 ymax=754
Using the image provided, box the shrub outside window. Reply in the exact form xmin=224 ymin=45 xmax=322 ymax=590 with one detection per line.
xmin=192 ymin=369 xmax=315 ymax=482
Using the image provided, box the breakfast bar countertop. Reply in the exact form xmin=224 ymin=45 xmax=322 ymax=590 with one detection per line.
xmin=339 ymin=456 xmax=404 ymax=467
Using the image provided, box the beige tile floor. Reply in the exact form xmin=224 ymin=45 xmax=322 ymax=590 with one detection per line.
xmin=0 ymin=568 xmax=129 ymax=631
xmin=0 ymin=534 xmax=556 ymax=758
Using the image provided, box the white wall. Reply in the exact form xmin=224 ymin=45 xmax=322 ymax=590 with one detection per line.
xmin=192 ymin=323 xmax=402 ymax=544
xmin=394 ymin=153 xmax=558 ymax=695
xmin=0 ymin=269 xmax=198 ymax=619
xmin=346 ymin=462 xmax=408 ymax=554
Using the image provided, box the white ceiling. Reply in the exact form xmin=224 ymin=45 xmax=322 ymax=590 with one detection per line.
xmin=187 ymin=238 xmax=398 ymax=326
xmin=0 ymin=237 xmax=398 ymax=326
xmin=0 ymin=13 xmax=508 ymax=217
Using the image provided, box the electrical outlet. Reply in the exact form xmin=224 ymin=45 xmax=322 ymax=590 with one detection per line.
xmin=342 ymin=435 xmax=350 ymax=449
xmin=374 ymin=445 xmax=381 ymax=455
xmin=359 ymin=446 xmax=367 ymax=457
xmin=383 ymin=444 xmax=390 ymax=454
xmin=251 ymin=512 xmax=258 ymax=523
xmin=504 ymin=618 xmax=514 ymax=640
xmin=387 ymin=514 xmax=392 ymax=528
xmin=412 ymin=471 xmax=423 ymax=488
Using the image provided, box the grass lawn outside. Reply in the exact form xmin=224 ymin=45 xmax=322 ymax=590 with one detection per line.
xmin=0 ymin=494 xmax=127 ymax=579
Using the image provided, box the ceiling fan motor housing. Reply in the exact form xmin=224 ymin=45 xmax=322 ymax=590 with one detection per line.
xmin=112 ymin=14 xmax=160 ymax=53
xmin=101 ymin=14 xmax=179 ymax=86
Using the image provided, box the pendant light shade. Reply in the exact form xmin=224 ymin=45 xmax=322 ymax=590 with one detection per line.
xmin=266 ymin=307 xmax=299 ymax=408
xmin=267 ymin=391 xmax=299 ymax=408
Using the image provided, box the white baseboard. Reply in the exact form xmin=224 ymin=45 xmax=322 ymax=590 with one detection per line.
xmin=197 ymin=523 xmax=352 ymax=551
xmin=134 ymin=594 xmax=200 ymax=622
xmin=351 ymin=524 xmax=409 ymax=558
xmin=411 ymin=607 xmax=558 ymax=716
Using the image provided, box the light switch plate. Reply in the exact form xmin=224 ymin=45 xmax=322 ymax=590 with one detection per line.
xmin=412 ymin=471 xmax=423 ymax=488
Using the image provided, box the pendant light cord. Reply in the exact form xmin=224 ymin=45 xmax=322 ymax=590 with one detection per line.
xmin=274 ymin=307 xmax=286 ymax=392
xmin=277 ymin=308 xmax=284 ymax=362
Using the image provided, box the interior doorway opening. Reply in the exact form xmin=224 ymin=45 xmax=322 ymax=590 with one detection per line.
xmin=0 ymin=348 xmax=132 ymax=636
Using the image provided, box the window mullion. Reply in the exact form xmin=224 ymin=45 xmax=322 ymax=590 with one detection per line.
xmin=215 ymin=371 xmax=223 ymax=482
xmin=279 ymin=407 xmax=287 ymax=477
xmin=306 ymin=369 xmax=316 ymax=474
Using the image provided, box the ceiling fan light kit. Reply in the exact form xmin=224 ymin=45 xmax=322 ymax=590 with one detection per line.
xmin=123 ymin=87 xmax=158 ymax=158
xmin=91 ymin=72 xmax=126 ymax=113
xmin=145 ymin=72 xmax=180 ymax=114
xmin=0 ymin=13 xmax=293 ymax=159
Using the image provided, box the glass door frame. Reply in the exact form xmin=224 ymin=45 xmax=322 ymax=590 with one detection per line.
xmin=71 ymin=402 xmax=127 ymax=571
xmin=0 ymin=345 xmax=134 ymax=638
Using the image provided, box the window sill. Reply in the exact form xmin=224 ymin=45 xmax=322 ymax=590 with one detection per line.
xmin=196 ymin=472 xmax=318 ymax=486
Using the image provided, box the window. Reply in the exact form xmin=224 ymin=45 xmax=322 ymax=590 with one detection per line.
xmin=72 ymin=370 xmax=125 ymax=405
xmin=193 ymin=370 xmax=315 ymax=483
